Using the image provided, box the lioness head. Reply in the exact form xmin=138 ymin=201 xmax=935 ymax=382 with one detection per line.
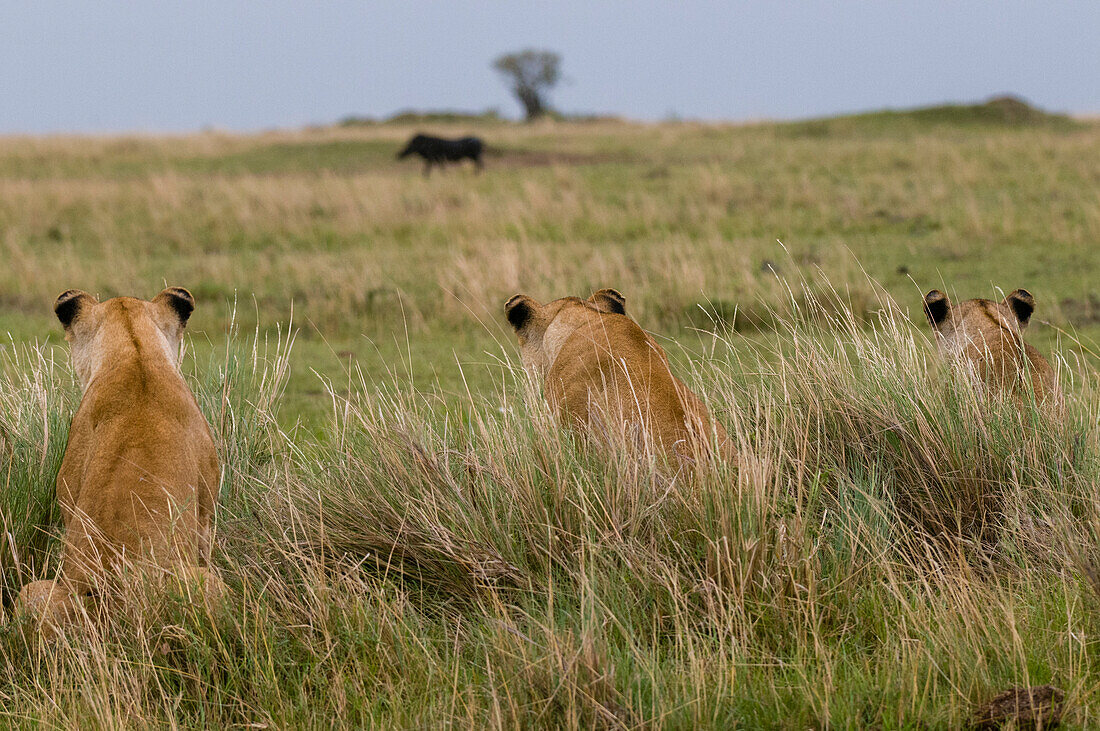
xmin=923 ymin=288 xmax=1035 ymax=354
xmin=55 ymin=287 xmax=196 ymax=388
xmin=504 ymin=288 xmax=627 ymax=374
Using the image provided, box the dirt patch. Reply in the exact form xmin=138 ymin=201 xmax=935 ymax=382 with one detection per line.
xmin=972 ymin=685 xmax=1064 ymax=730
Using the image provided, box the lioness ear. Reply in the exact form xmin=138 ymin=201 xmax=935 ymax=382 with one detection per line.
xmin=923 ymin=290 xmax=950 ymax=328
xmin=589 ymin=288 xmax=626 ymax=315
xmin=54 ymin=289 xmax=97 ymax=330
xmin=1005 ymin=289 xmax=1035 ymax=327
xmin=504 ymin=294 xmax=536 ymax=331
xmin=154 ymin=286 xmax=195 ymax=326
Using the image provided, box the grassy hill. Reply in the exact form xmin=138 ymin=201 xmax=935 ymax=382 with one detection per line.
xmin=2 ymin=109 xmax=1100 ymax=726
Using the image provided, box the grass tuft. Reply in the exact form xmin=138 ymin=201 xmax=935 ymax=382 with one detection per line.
xmin=2 ymin=283 xmax=1099 ymax=726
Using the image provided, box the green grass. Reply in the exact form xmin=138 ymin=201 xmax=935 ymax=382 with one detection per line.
xmin=1 ymin=111 xmax=1100 ymax=726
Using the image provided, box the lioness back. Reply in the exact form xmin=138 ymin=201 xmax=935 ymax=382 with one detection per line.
xmin=923 ymin=287 xmax=1056 ymax=403
xmin=506 ymin=288 xmax=732 ymax=460
xmin=16 ymin=287 xmax=219 ymax=636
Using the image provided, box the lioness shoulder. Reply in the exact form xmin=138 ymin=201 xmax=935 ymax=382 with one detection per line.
xmin=15 ymin=287 xmax=220 ymax=637
xmin=505 ymin=288 xmax=732 ymax=461
xmin=923 ymin=287 xmax=1056 ymax=403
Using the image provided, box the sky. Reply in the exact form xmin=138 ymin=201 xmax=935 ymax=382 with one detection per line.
xmin=2 ymin=1 xmax=1098 ymax=134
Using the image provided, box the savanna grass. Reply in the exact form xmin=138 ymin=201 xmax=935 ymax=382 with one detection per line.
xmin=2 ymin=116 xmax=1099 ymax=426
xmin=0 ymin=342 xmax=74 ymax=613
xmin=3 ymin=280 xmax=1099 ymax=727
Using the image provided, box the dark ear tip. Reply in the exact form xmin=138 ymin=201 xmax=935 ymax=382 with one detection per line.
xmin=165 ymin=285 xmax=194 ymax=300
xmin=1007 ymin=288 xmax=1036 ymax=323
xmin=590 ymin=288 xmax=627 ymax=315
xmin=168 ymin=286 xmax=195 ymax=307
xmin=596 ymin=287 xmax=625 ymax=302
xmin=923 ymin=290 xmax=950 ymax=326
xmin=54 ymin=289 xmax=90 ymax=328
xmin=504 ymin=295 xmax=532 ymax=330
xmin=158 ymin=286 xmax=195 ymax=323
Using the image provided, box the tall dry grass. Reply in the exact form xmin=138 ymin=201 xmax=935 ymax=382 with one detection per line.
xmin=0 ymin=343 xmax=74 ymax=614
xmin=2 ymin=281 xmax=1099 ymax=727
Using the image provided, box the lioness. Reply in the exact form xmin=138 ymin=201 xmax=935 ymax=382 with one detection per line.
xmin=16 ymin=287 xmax=220 ymax=636
xmin=923 ymin=288 xmax=1056 ymax=403
xmin=505 ymin=288 xmax=733 ymax=461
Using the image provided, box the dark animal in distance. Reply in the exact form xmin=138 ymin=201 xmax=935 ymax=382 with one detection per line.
xmin=397 ymin=134 xmax=484 ymax=175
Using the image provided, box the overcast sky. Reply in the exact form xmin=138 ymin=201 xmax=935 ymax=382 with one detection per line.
xmin=2 ymin=1 xmax=1098 ymax=134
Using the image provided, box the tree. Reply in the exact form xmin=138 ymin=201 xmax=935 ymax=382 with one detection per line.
xmin=492 ymin=49 xmax=561 ymax=121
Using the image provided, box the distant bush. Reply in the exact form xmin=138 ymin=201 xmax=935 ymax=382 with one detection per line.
xmin=338 ymin=108 xmax=505 ymax=127
xmin=550 ymin=111 xmax=626 ymax=124
xmin=338 ymin=108 xmax=620 ymax=127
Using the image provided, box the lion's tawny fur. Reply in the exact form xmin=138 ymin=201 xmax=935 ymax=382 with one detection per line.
xmin=506 ymin=289 xmax=733 ymax=460
xmin=15 ymin=288 xmax=220 ymax=636
xmin=924 ymin=288 xmax=1056 ymax=403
